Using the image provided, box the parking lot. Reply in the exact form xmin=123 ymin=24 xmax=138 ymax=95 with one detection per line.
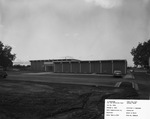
xmin=8 ymin=72 xmax=126 ymax=87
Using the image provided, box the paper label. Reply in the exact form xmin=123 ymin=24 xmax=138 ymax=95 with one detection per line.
xmin=105 ymin=99 xmax=150 ymax=119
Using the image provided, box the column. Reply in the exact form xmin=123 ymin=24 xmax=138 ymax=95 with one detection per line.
xmin=70 ymin=62 xmax=72 ymax=73
xmin=79 ymin=62 xmax=81 ymax=73
xmin=62 ymin=62 xmax=63 ymax=73
xmin=112 ymin=60 xmax=114 ymax=74
xmin=89 ymin=61 xmax=91 ymax=73
xmin=100 ymin=61 xmax=102 ymax=73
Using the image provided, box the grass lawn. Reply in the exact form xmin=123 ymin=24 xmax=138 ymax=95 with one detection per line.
xmin=0 ymin=78 xmax=139 ymax=119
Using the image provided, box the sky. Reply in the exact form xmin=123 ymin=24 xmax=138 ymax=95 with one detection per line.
xmin=0 ymin=0 xmax=150 ymax=66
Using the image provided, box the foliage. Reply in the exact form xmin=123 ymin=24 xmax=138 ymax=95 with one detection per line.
xmin=0 ymin=41 xmax=16 ymax=69
xmin=13 ymin=64 xmax=31 ymax=71
xmin=131 ymin=39 xmax=150 ymax=68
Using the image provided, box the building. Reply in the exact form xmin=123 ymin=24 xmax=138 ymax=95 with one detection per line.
xmin=30 ymin=59 xmax=127 ymax=74
xmin=30 ymin=59 xmax=79 ymax=72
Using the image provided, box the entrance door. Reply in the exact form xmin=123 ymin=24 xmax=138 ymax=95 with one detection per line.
xmin=45 ymin=65 xmax=53 ymax=72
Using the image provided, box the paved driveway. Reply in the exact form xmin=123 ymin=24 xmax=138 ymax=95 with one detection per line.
xmin=7 ymin=72 xmax=128 ymax=87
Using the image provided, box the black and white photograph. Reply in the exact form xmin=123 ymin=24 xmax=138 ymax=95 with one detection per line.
xmin=0 ymin=0 xmax=150 ymax=118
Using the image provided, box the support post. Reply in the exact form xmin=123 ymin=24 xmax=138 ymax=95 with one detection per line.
xmin=70 ymin=62 xmax=72 ymax=73
xmin=79 ymin=62 xmax=81 ymax=73
xmin=112 ymin=60 xmax=114 ymax=74
xmin=100 ymin=61 xmax=102 ymax=73
xmin=89 ymin=61 xmax=91 ymax=73
xmin=62 ymin=62 xmax=63 ymax=73
xmin=53 ymin=63 xmax=55 ymax=73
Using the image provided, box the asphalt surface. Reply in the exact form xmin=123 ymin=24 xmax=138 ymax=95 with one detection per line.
xmin=7 ymin=72 xmax=126 ymax=87
xmin=5 ymin=71 xmax=150 ymax=99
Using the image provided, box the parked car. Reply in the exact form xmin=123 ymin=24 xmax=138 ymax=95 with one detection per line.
xmin=0 ymin=69 xmax=7 ymax=78
xmin=113 ymin=70 xmax=122 ymax=77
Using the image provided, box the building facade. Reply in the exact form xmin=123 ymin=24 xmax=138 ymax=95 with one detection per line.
xmin=30 ymin=59 xmax=127 ymax=74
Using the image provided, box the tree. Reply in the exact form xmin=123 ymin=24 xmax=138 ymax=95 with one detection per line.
xmin=0 ymin=41 xmax=16 ymax=69
xmin=131 ymin=39 xmax=150 ymax=68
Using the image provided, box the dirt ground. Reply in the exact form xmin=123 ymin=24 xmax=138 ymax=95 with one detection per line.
xmin=0 ymin=78 xmax=139 ymax=119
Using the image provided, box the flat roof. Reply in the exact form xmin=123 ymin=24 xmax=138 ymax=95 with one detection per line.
xmin=30 ymin=59 xmax=80 ymax=62
xmin=30 ymin=59 xmax=127 ymax=63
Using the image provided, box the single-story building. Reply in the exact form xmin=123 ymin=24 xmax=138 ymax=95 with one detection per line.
xmin=30 ymin=59 xmax=127 ymax=74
